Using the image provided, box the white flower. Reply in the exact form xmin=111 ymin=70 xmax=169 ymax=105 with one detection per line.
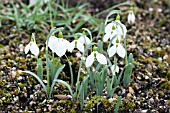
xmin=29 ymin=0 xmax=49 ymax=7
xmin=25 ymin=34 xmax=39 ymax=56
xmin=103 ymin=22 xmax=118 ymax=42
xmin=115 ymin=20 xmax=127 ymax=38
xmin=103 ymin=20 xmax=127 ymax=43
xmin=69 ymin=40 xmax=84 ymax=53
xmin=108 ymin=43 xmax=126 ymax=58
xmin=111 ymin=65 xmax=119 ymax=73
xmin=68 ymin=35 xmax=91 ymax=53
xmin=44 ymin=0 xmax=49 ymax=3
xmin=47 ymin=32 xmax=71 ymax=57
xmin=54 ymin=38 xmax=70 ymax=57
xmin=86 ymin=49 xmax=107 ymax=67
xmin=48 ymin=36 xmax=58 ymax=52
xmin=128 ymin=10 xmax=135 ymax=24
xmin=78 ymin=35 xmax=91 ymax=45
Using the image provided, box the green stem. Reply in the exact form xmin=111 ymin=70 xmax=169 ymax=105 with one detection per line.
xmin=124 ymin=37 xmax=128 ymax=65
xmin=52 ymin=52 xmax=54 ymax=62
xmin=65 ymin=55 xmax=74 ymax=87
xmin=45 ymin=28 xmax=58 ymax=99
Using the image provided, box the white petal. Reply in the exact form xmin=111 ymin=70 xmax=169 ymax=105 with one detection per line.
xmin=29 ymin=0 xmax=37 ymax=7
xmin=103 ymin=33 xmax=111 ymax=42
xmin=108 ymin=45 xmax=117 ymax=57
xmin=78 ymin=35 xmax=91 ymax=45
xmin=44 ymin=0 xmax=49 ymax=3
xmin=77 ymin=42 xmax=84 ymax=53
xmin=117 ymin=44 xmax=126 ymax=58
xmin=63 ymin=39 xmax=71 ymax=51
xmin=30 ymin=42 xmax=39 ymax=56
xmin=128 ymin=11 xmax=135 ymax=24
xmin=68 ymin=41 xmax=75 ymax=52
xmin=116 ymin=20 xmax=127 ymax=38
xmin=111 ymin=65 xmax=119 ymax=73
xmin=96 ymin=52 xmax=107 ymax=65
xmin=86 ymin=52 xmax=94 ymax=67
xmin=105 ymin=23 xmax=115 ymax=34
xmin=48 ymin=36 xmax=57 ymax=52
xmin=25 ymin=43 xmax=30 ymax=54
xmin=55 ymin=39 xmax=67 ymax=57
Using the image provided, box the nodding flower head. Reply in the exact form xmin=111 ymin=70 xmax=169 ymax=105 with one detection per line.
xmin=128 ymin=7 xmax=135 ymax=24
xmin=25 ymin=33 xmax=39 ymax=56
xmin=85 ymin=46 xmax=107 ymax=67
xmin=108 ymin=40 xmax=126 ymax=58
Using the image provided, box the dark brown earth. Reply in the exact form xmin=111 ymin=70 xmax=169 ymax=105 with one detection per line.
xmin=0 ymin=0 xmax=170 ymax=112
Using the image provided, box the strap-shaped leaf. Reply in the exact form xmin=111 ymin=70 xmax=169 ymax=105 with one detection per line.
xmin=22 ymin=71 xmax=47 ymax=95
xmin=114 ymin=96 xmax=122 ymax=113
xmin=56 ymin=79 xmax=73 ymax=99
xmin=97 ymin=40 xmax=103 ymax=53
xmin=123 ymin=63 xmax=132 ymax=86
xmin=83 ymin=76 xmax=89 ymax=98
xmin=47 ymin=56 xmax=54 ymax=79
xmin=128 ymin=53 xmax=133 ymax=64
xmin=37 ymin=58 xmax=43 ymax=80
xmin=49 ymin=64 xmax=65 ymax=98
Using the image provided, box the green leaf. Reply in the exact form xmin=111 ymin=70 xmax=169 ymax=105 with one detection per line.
xmin=83 ymin=76 xmax=89 ymax=98
xmin=49 ymin=65 xmax=65 ymax=98
xmin=97 ymin=40 xmax=103 ymax=53
xmin=37 ymin=58 xmax=43 ymax=80
xmin=56 ymin=79 xmax=73 ymax=100
xmin=114 ymin=96 xmax=122 ymax=113
xmin=47 ymin=56 xmax=54 ymax=80
xmin=128 ymin=53 xmax=133 ymax=64
xmin=22 ymin=71 xmax=47 ymax=96
xmin=123 ymin=63 xmax=132 ymax=86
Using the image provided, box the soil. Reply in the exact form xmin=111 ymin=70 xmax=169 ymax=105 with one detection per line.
xmin=0 ymin=0 xmax=170 ymax=112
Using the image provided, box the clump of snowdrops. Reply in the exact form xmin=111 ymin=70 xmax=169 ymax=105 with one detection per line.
xmin=23 ymin=3 xmax=135 ymax=111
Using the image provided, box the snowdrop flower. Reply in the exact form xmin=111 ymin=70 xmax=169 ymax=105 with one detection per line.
xmin=54 ymin=31 xmax=70 ymax=57
xmin=77 ymin=35 xmax=91 ymax=45
xmin=47 ymin=35 xmax=58 ymax=53
xmin=68 ymin=35 xmax=91 ymax=53
xmin=29 ymin=0 xmax=49 ymax=7
xmin=108 ymin=38 xmax=126 ymax=58
xmin=111 ymin=65 xmax=119 ymax=73
xmin=25 ymin=33 xmax=39 ymax=56
xmin=69 ymin=38 xmax=84 ymax=53
xmin=103 ymin=15 xmax=127 ymax=43
xmin=115 ymin=14 xmax=127 ymax=38
xmin=128 ymin=7 xmax=135 ymax=24
xmin=86 ymin=47 xmax=107 ymax=67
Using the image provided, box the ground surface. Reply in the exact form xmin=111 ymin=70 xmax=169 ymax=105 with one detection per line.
xmin=0 ymin=0 xmax=170 ymax=112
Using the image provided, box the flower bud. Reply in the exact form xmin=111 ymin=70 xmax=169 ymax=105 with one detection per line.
xmin=58 ymin=31 xmax=63 ymax=38
xmin=116 ymin=14 xmax=120 ymax=20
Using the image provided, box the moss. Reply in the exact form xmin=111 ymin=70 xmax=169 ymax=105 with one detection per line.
xmin=0 ymin=44 xmax=4 ymax=48
xmin=85 ymin=96 xmax=116 ymax=112
xmin=120 ymin=100 xmax=136 ymax=111
xmin=140 ymin=58 xmax=153 ymax=64
xmin=165 ymin=57 xmax=170 ymax=64
xmin=166 ymin=100 xmax=170 ymax=106
xmin=167 ymin=69 xmax=170 ymax=77
xmin=155 ymin=49 xmax=166 ymax=57
xmin=160 ymin=81 xmax=170 ymax=90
